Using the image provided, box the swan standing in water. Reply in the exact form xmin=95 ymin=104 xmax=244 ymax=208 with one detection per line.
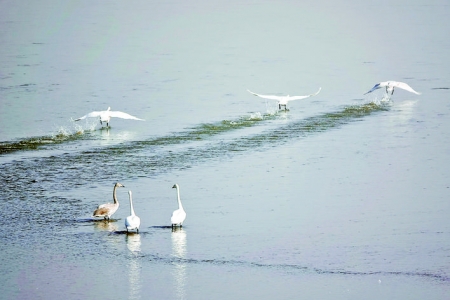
xmin=364 ymin=81 xmax=421 ymax=97
xmin=247 ymin=87 xmax=321 ymax=110
xmin=171 ymin=184 xmax=186 ymax=227
xmin=125 ymin=190 xmax=141 ymax=233
xmin=74 ymin=107 xmax=144 ymax=127
xmin=93 ymin=182 xmax=124 ymax=220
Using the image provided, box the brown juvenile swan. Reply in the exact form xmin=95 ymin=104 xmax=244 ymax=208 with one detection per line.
xmin=93 ymin=182 xmax=125 ymax=220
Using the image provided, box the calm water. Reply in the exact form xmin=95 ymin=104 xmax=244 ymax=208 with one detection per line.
xmin=1 ymin=0 xmax=450 ymax=299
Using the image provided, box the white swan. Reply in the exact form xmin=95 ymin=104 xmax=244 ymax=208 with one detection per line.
xmin=171 ymin=184 xmax=186 ymax=227
xmin=75 ymin=107 xmax=144 ymax=127
xmin=247 ymin=87 xmax=321 ymax=110
xmin=364 ymin=81 xmax=421 ymax=96
xmin=125 ymin=190 xmax=141 ymax=233
xmin=93 ymin=182 xmax=124 ymax=220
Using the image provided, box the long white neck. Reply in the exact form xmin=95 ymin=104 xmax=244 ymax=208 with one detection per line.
xmin=176 ymin=186 xmax=183 ymax=210
xmin=129 ymin=193 xmax=135 ymax=216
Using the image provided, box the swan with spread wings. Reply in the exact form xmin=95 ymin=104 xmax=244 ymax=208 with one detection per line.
xmin=75 ymin=107 xmax=144 ymax=127
xmin=247 ymin=87 xmax=321 ymax=110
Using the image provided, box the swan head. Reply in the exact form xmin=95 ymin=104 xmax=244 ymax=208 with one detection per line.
xmin=172 ymin=184 xmax=179 ymax=189
xmin=115 ymin=182 xmax=125 ymax=188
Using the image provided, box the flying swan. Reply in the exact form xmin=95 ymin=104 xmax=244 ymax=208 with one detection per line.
xmin=247 ymin=87 xmax=321 ymax=110
xmin=171 ymin=184 xmax=186 ymax=227
xmin=364 ymin=81 xmax=421 ymax=96
xmin=74 ymin=107 xmax=144 ymax=127
xmin=93 ymin=182 xmax=124 ymax=220
xmin=125 ymin=190 xmax=141 ymax=233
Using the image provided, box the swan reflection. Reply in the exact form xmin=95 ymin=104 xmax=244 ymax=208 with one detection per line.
xmin=100 ymin=126 xmax=110 ymax=137
xmin=126 ymin=233 xmax=142 ymax=300
xmin=93 ymin=219 xmax=118 ymax=232
xmin=127 ymin=232 xmax=141 ymax=253
xmin=171 ymin=228 xmax=187 ymax=300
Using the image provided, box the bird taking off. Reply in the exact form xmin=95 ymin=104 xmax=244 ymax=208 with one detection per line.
xmin=247 ymin=87 xmax=321 ymax=110
xmin=74 ymin=107 xmax=144 ymax=127
xmin=364 ymin=81 xmax=421 ymax=96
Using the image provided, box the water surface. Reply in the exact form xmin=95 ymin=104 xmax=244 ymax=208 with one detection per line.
xmin=1 ymin=0 xmax=449 ymax=299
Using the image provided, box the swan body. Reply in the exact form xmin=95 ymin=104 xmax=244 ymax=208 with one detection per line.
xmin=75 ymin=107 xmax=144 ymax=127
xmin=171 ymin=184 xmax=186 ymax=227
xmin=364 ymin=81 xmax=421 ymax=96
xmin=247 ymin=87 xmax=321 ymax=110
xmin=125 ymin=190 xmax=141 ymax=233
xmin=93 ymin=182 xmax=124 ymax=220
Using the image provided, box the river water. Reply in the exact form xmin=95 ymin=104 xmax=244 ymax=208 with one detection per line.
xmin=1 ymin=0 xmax=449 ymax=299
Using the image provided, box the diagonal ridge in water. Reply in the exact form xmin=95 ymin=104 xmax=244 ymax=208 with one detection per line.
xmin=0 ymin=101 xmax=385 ymax=156
xmin=0 ymin=111 xmax=271 ymax=155
xmin=0 ymin=101 xmax=388 ymax=199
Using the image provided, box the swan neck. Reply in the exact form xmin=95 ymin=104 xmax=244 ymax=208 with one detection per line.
xmin=113 ymin=185 xmax=119 ymax=204
xmin=176 ymin=187 xmax=183 ymax=209
xmin=129 ymin=196 xmax=135 ymax=216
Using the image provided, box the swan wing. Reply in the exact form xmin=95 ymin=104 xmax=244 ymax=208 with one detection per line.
xmin=109 ymin=111 xmax=145 ymax=121
xmin=93 ymin=206 xmax=110 ymax=217
xmin=287 ymin=87 xmax=322 ymax=101
xmin=74 ymin=111 xmax=103 ymax=121
xmin=364 ymin=82 xmax=387 ymax=95
xmin=247 ymin=90 xmax=283 ymax=101
xmin=93 ymin=203 xmax=118 ymax=216
xmin=394 ymin=82 xmax=421 ymax=95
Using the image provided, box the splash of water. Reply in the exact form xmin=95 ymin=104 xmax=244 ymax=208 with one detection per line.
xmin=248 ymin=112 xmax=263 ymax=121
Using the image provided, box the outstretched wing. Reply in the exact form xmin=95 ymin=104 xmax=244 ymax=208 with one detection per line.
xmin=247 ymin=90 xmax=283 ymax=101
xmin=394 ymin=82 xmax=421 ymax=95
xmin=287 ymin=87 xmax=322 ymax=101
xmin=74 ymin=111 xmax=103 ymax=121
xmin=364 ymin=83 xmax=385 ymax=95
xmin=109 ymin=111 xmax=145 ymax=121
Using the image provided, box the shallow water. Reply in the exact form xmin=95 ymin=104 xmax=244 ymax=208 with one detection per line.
xmin=1 ymin=0 xmax=450 ymax=299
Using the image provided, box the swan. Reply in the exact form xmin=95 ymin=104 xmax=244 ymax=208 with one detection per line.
xmin=364 ymin=81 xmax=421 ymax=96
xmin=93 ymin=182 xmax=124 ymax=220
xmin=125 ymin=190 xmax=141 ymax=233
xmin=247 ymin=87 xmax=321 ymax=110
xmin=74 ymin=107 xmax=144 ymax=127
xmin=171 ymin=184 xmax=186 ymax=227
